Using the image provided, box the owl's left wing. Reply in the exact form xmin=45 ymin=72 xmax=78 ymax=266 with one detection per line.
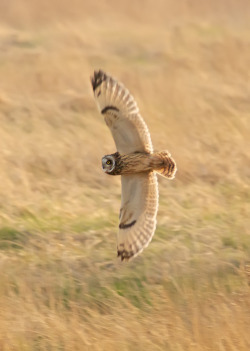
xmin=117 ymin=172 xmax=158 ymax=261
xmin=91 ymin=70 xmax=153 ymax=154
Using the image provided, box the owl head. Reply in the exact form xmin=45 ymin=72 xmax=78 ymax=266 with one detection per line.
xmin=102 ymin=152 xmax=122 ymax=175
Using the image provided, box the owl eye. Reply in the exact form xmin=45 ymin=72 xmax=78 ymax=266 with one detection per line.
xmin=106 ymin=160 xmax=111 ymax=165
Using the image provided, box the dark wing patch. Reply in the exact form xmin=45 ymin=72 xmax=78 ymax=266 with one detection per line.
xmin=91 ymin=70 xmax=107 ymax=91
xmin=101 ymin=106 xmax=119 ymax=114
xmin=119 ymin=220 xmax=136 ymax=230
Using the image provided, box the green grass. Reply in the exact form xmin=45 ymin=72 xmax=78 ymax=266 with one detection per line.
xmin=0 ymin=227 xmax=27 ymax=249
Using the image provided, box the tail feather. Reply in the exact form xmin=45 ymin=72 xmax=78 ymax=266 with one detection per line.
xmin=150 ymin=151 xmax=177 ymax=179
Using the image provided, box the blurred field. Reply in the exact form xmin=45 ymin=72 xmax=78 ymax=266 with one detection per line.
xmin=0 ymin=0 xmax=250 ymax=350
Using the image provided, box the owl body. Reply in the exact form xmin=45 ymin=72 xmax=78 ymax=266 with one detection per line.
xmin=91 ymin=70 xmax=177 ymax=261
xmin=102 ymin=151 xmax=176 ymax=177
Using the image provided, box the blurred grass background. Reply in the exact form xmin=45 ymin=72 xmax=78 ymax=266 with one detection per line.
xmin=0 ymin=0 xmax=250 ymax=350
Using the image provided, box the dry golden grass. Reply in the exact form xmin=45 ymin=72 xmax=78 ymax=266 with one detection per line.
xmin=0 ymin=0 xmax=250 ymax=350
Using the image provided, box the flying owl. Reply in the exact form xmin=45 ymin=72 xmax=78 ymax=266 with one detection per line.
xmin=91 ymin=70 xmax=177 ymax=261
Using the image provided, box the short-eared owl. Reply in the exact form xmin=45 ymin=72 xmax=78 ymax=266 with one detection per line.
xmin=91 ymin=70 xmax=177 ymax=261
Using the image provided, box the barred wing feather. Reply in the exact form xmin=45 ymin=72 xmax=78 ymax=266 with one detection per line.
xmin=117 ymin=172 xmax=158 ymax=261
xmin=91 ymin=70 xmax=153 ymax=154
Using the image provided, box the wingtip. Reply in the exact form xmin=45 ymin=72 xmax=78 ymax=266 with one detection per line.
xmin=117 ymin=248 xmax=141 ymax=262
xmin=117 ymin=249 xmax=133 ymax=262
xmin=91 ymin=69 xmax=107 ymax=91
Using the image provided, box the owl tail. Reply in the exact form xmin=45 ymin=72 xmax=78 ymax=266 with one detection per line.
xmin=150 ymin=151 xmax=177 ymax=179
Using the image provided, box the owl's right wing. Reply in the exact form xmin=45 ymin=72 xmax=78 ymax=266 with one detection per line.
xmin=91 ymin=70 xmax=153 ymax=154
xmin=117 ymin=172 xmax=158 ymax=261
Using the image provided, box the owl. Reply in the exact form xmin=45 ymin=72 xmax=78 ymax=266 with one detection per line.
xmin=91 ymin=70 xmax=177 ymax=261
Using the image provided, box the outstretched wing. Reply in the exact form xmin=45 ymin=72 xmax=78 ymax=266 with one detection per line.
xmin=91 ymin=70 xmax=153 ymax=154
xmin=117 ymin=172 xmax=158 ymax=261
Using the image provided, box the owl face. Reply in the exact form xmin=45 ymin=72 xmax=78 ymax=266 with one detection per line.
xmin=102 ymin=152 xmax=122 ymax=175
xmin=102 ymin=155 xmax=116 ymax=173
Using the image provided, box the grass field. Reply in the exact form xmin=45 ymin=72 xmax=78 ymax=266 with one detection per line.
xmin=0 ymin=0 xmax=250 ymax=350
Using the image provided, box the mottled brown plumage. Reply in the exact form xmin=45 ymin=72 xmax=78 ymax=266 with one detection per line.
xmin=102 ymin=151 xmax=176 ymax=177
xmin=91 ymin=70 xmax=177 ymax=261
